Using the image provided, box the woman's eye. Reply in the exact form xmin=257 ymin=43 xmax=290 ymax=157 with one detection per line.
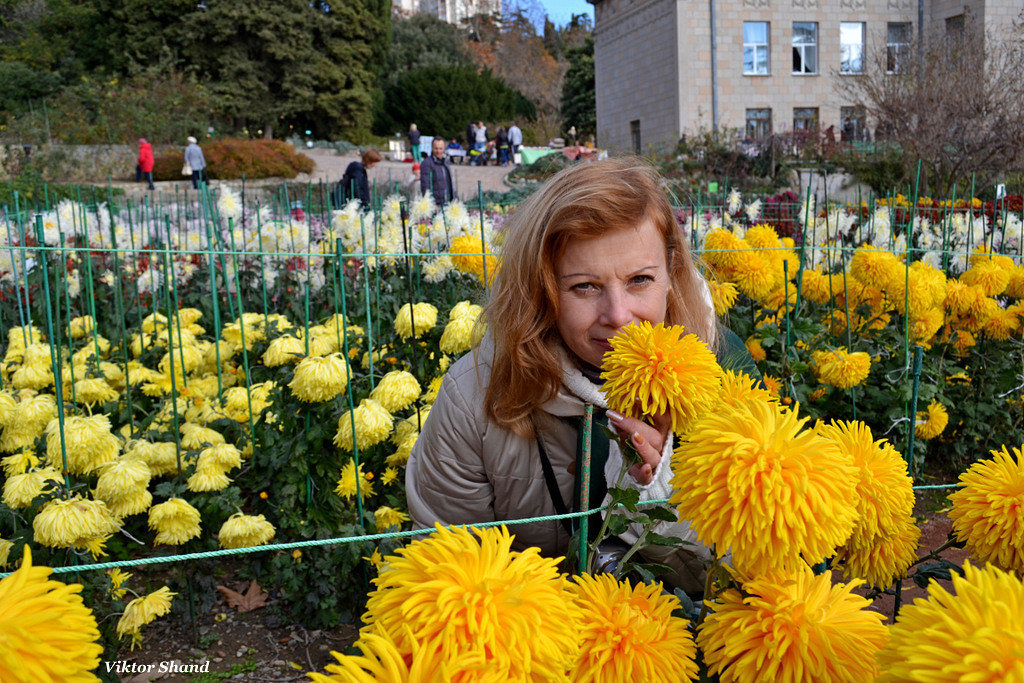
xmin=630 ymin=275 xmax=654 ymax=286
xmin=571 ymin=282 xmax=595 ymax=293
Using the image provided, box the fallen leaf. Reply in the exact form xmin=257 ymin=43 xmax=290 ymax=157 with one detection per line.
xmin=216 ymin=580 xmax=269 ymax=613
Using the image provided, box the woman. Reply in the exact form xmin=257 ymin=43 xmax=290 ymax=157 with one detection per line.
xmin=184 ymin=136 xmax=207 ymax=189
xmin=337 ymin=149 xmax=382 ymax=209
xmin=406 ymin=158 xmax=758 ymax=592
xmin=495 ymin=126 xmax=510 ymax=167
xmin=136 ymin=138 xmax=154 ymax=190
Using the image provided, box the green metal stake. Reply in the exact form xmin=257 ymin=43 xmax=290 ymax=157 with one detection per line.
xmin=578 ymin=404 xmax=593 ymax=572
xmin=906 ymin=345 xmax=924 ymax=479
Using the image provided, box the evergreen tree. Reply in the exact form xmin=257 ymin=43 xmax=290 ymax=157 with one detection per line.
xmin=560 ymin=35 xmax=594 ymax=139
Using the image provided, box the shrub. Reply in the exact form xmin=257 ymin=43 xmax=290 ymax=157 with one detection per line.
xmin=153 ymin=139 xmax=315 ymax=181
xmin=0 ymin=167 xmax=123 ymax=209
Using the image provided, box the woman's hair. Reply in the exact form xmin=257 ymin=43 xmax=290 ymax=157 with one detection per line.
xmin=361 ymin=149 xmax=383 ymax=165
xmin=484 ymin=156 xmax=717 ymax=437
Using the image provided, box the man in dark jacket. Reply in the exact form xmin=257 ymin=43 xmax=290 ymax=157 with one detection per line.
xmin=420 ymin=138 xmax=454 ymax=207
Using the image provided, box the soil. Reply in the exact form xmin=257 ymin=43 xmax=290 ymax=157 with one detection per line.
xmin=109 ymin=577 xmax=359 ymax=682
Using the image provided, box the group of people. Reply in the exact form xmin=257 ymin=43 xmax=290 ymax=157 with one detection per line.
xmin=465 ymin=120 xmax=522 ymax=166
xmin=135 ymin=136 xmax=208 ymax=190
xmin=338 ymin=136 xmax=457 ymax=211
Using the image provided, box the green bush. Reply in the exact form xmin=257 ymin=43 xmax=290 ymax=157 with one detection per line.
xmin=153 ymin=139 xmax=315 ymax=181
xmin=0 ymin=167 xmax=123 ymax=210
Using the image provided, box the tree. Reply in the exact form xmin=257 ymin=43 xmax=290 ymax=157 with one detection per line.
xmin=375 ymin=64 xmax=534 ymax=139
xmin=385 ymin=13 xmax=472 ymax=79
xmin=560 ymin=34 xmax=594 ymax=140
xmin=835 ymin=16 xmax=1024 ymax=195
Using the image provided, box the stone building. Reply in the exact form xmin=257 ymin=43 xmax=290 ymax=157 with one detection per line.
xmin=590 ymin=0 xmax=1019 ymax=151
xmin=416 ymin=0 xmax=501 ymax=24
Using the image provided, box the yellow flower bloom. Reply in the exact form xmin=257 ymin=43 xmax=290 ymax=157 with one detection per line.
xmin=601 ymin=321 xmax=723 ymax=435
xmin=218 ymin=513 xmax=275 ymax=549
xmin=33 ymin=496 xmax=119 ymax=550
xmin=671 ymin=398 xmax=859 ymax=575
xmin=148 ymin=498 xmax=202 ymax=545
xmin=117 ymin=586 xmax=175 ymax=649
xmin=108 ymin=568 xmax=132 ymax=600
xmin=94 ymin=457 xmax=153 ymax=517
xmin=0 ymin=538 xmax=12 ymax=567
xmin=262 ymin=335 xmax=305 ymax=367
xmin=699 ymin=564 xmax=888 ymax=683
xmin=439 ymin=311 xmax=481 ymax=355
xmin=374 ymin=505 xmax=410 ymax=530
xmin=364 ymin=525 xmax=580 ymax=680
xmin=915 ymin=400 xmax=949 ymax=439
xmin=449 ymin=234 xmax=498 ymax=283
xmin=569 ymin=573 xmax=698 ymax=682
xmin=44 ymin=414 xmax=121 ymax=475
xmin=381 ymin=466 xmax=399 ymax=486
xmin=811 ymin=348 xmax=871 ymax=389
xmin=2 ymin=467 xmax=62 ymax=509
xmin=745 ymin=337 xmax=766 ymax=361
xmin=67 ymin=376 xmax=119 ymax=406
xmin=877 ymin=563 xmax=1024 ymax=682
xmin=718 ymin=370 xmax=776 ymax=407
xmin=179 ymin=422 xmax=225 ymax=450
xmin=125 ymin=440 xmax=180 ymax=477
xmin=421 ymin=376 xmax=443 ymax=404
xmin=334 ymin=399 xmax=394 ymax=452
xmin=386 ymin=432 xmax=418 ymax=468
xmin=394 ymin=302 xmax=438 ymax=340
xmin=708 ymin=279 xmax=740 ymax=316
xmin=948 ymin=445 xmax=1024 ymax=573
xmin=186 ymin=465 xmax=232 ymax=493
xmin=834 ymin=513 xmax=921 ymax=589
xmin=0 ymin=547 xmax=103 ymax=680
xmin=962 ymin=260 xmax=1010 ymax=296
xmin=309 ymin=625 xmax=446 ymax=682
xmin=369 ymin=370 xmax=420 ymax=413
xmin=334 ymin=458 xmax=375 ymax=500
xmin=289 ymin=353 xmax=349 ymax=403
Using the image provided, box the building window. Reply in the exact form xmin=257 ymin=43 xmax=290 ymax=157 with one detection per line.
xmin=793 ymin=107 xmax=819 ymax=131
xmin=840 ymin=106 xmax=866 ymax=141
xmin=887 ymin=22 xmax=911 ymax=73
xmin=630 ymin=120 xmax=641 ymax=155
xmin=840 ymin=22 xmax=865 ymax=74
xmin=745 ymin=109 xmax=772 ymax=139
xmin=744 ymin=22 xmax=770 ymax=75
xmin=792 ymin=22 xmax=818 ymax=74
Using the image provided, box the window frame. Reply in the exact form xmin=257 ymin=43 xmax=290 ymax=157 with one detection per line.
xmin=886 ymin=22 xmax=911 ymax=73
xmin=743 ymin=21 xmax=771 ymax=76
xmin=792 ymin=21 xmax=819 ymax=75
xmin=745 ymin=108 xmax=772 ymax=139
xmin=840 ymin=106 xmax=867 ymax=141
xmin=793 ymin=107 xmax=820 ymax=132
xmin=840 ymin=22 xmax=865 ymax=75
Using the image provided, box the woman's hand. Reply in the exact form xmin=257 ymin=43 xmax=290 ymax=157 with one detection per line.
xmin=606 ymin=408 xmax=671 ymax=485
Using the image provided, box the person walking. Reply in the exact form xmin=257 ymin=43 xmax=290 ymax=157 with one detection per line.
xmin=495 ymin=127 xmax=511 ymax=167
xmin=136 ymin=138 xmax=154 ymax=190
xmin=420 ymin=137 xmax=454 ymax=207
xmin=336 ymin=149 xmax=382 ymax=209
xmin=473 ymin=121 xmax=488 ymax=166
xmin=508 ymin=122 xmax=523 ymax=162
xmin=184 ymin=136 xmax=207 ymax=189
xmin=408 ymin=123 xmax=421 ymax=161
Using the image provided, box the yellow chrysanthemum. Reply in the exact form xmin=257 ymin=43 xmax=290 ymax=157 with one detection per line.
xmin=449 ymin=234 xmax=498 ymax=282
xmin=849 ymin=245 xmax=903 ymax=289
xmin=148 ymin=498 xmax=202 ymax=545
xmin=811 ymin=348 xmax=871 ymax=389
xmin=186 ymin=465 xmax=231 ymax=493
xmin=718 ymin=370 xmax=775 ymax=407
xmin=670 ymin=398 xmax=859 ymax=574
xmin=708 ymin=280 xmax=740 ymax=316
xmin=877 ymin=562 xmax=1024 ymax=682
xmin=394 ymin=302 xmax=438 ymax=340
xmin=363 ymin=525 xmax=580 ymax=680
xmin=373 ymin=505 xmax=411 ymax=530
xmin=218 ymin=513 xmax=275 ymax=549
xmin=2 ymin=467 xmax=62 ymax=509
xmin=799 ymin=268 xmax=833 ymax=304
xmin=962 ymin=260 xmax=1010 ymax=296
xmin=369 ymin=371 xmax=421 ymax=413
xmin=732 ymin=250 xmax=778 ymax=302
xmin=815 ymin=420 xmax=914 ymax=546
xmin=422 ymin=376 xmax=443 ymax=404
xmin=94 ymin=457 xmax=153 ymax=517
xmin=68 ymin=376 xmax=119 ymax=406
xmin=568 ymin=573 xmax=697 ymax=682
xmin=309 ymin=625 xmax=448 ymax=682
xmin=439 ymin=312 xmax=480 ymax=356
xmin=117 ymin=586 xmax=175 ymax=649
xmin=334 ymin=399 xmax=394 ymax=452
xmin=0 ymin=539 xmax=12 ymax=567
xmin=915 ymin=400 xmax=949 ymax=440
xmin=125 ymin=440 xmax=180 ymax=477
xmin=744 ymin=337 xmax=766 ymax=361
xmin=0 ymin=547 xmax=103 ymax=681
xmin=381 ymin=467 xmax=399 ymax=486
xmin=33 ymin=496 xmax=119 ymax=550
xmin=601 ymin=321 xmax=723 ymax=435
xmin=179 ymin=422 xmax=225 ymax=450
xmin=262 ymin=335 xmax=305 ymax=367
xmin=698 ymin=564 xmax=888 ymax=683
xmin=834 ymin=513 xmax=921 ymax=588
xmin=386 ymin=433 xmax=418 ymax=468
xmin=702 ymin=229 xmax=746 ymax=269
xmin=44 ymin=414 xmax=120 ymax=475
xmin=948 ymin=446 xmax=1024 ymax=573
xmin=289 ymin=353 xmax=349 ymax=403
xmin=334 ymin=458 xmax=375 ymax=500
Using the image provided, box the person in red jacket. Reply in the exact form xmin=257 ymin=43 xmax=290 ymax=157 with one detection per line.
xmin=137 ymin=138 xmax=154 ymax=190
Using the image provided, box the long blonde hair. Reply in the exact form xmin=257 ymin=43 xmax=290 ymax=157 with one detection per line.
xmin=484 ymin=157 xmax=717 ymax=437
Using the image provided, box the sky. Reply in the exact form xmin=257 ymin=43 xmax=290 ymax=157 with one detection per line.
xmin=538 ymin=0 xmax=593 ymax=26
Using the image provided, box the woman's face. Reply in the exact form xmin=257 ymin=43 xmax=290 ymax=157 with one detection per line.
xmin=554 ymin=217 xmax=670 ymax=368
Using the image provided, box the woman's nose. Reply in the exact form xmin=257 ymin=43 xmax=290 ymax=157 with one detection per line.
xmin=600 ymin=288 xmax=633 ymax=328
